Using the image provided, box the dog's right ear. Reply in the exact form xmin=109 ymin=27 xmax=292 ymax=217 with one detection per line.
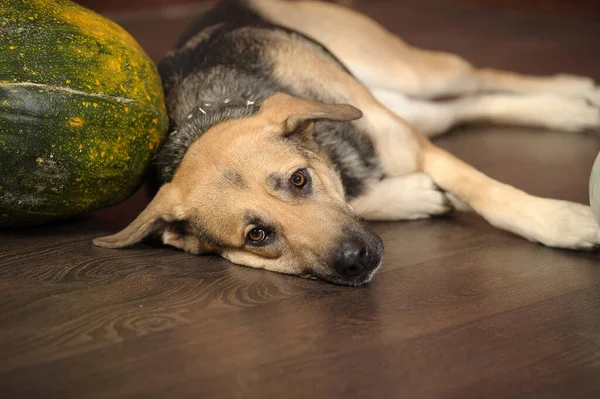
xmin=259 ymin=92 xmax=363 ymax=132
xmin=93 ymin=183 xmax=181 ymax=249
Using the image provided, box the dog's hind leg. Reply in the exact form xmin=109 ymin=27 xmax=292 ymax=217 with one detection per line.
xmin=372 ymin=89 xmax=600 ymax=137
xmin=253 ymin=0 xmax=600 ymax=104
xmin=476 ymin=69 xmax=600 ymax=107
xmin=253 ymin=0 xmax=477 ymax=99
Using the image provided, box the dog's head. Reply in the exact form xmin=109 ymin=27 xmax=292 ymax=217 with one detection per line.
xmin=94 ymin=93 xmax=383 ymax=286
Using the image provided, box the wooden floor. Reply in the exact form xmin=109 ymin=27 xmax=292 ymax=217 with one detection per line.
xmin=2 ymin=1 xmax=600 ymax=398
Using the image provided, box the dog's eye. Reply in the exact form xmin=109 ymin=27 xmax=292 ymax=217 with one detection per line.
xmin=247 ymin=228 xmax=267 ymax=243
xmin=290 ymin=170 xmax=307 ymax=188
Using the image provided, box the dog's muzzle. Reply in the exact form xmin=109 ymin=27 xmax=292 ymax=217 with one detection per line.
xmin=322 ymin=231 xmax=384 ymax=286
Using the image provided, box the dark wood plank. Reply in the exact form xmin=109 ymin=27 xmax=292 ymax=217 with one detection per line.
xmin=1 ymin=1 xmax=600 ymax=398
xmin=2 ymin=276 xmax=599 ymax=398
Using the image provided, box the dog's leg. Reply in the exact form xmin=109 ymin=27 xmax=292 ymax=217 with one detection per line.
xmin=354 ymin=117 xmax=600 ymax=248
xmin=253 ymin=0 xmax=477 ymax=98
xmin=373 ymin=89 xmax=600 ymax=137
xmin=254 ymin=0 xmax=600 ymax=104
xmin=477 ymin=69 xmax=600 ymax=107
xmin=354 ymin=100 xmax=599 ymax=249
xmin=349 ymin=173 xmax=453 ymax=220
xmin=419 ymin=141 xmax=600 ymax=250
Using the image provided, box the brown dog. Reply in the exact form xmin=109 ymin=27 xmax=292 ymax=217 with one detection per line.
xmin=94 ymin=0 xmax=600 ymax=286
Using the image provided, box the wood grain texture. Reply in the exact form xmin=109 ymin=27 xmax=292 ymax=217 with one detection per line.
xmin=1 ymin=1 xmax=600 ymax=398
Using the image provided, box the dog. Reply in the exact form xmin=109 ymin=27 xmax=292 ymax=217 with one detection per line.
xmin=93 ymin=0 xmax=600 ymax=286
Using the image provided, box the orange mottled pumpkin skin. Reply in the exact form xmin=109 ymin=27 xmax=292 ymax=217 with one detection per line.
xmin=0 ymin=0 xmax=168 ymax=227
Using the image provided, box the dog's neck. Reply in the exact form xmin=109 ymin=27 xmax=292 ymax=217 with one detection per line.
xmin=183 ymin=97 xmax=259 ymax=120
xmin=156 ymin=97 xmax=261 ymax=183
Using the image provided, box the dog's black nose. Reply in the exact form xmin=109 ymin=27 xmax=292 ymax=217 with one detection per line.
xmin=334 ymin=238 xmax=370 ymax=278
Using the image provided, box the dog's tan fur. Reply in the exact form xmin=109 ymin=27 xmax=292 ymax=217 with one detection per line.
xmin=95 ymin=0 xmax=600 ymax=285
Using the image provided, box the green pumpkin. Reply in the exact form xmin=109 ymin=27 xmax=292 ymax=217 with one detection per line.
xmin=0 ymin=0 xmax=168 ymax=227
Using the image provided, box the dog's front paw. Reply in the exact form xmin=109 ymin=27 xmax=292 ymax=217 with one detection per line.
xmin=551 ymin=74 xmax=597 ymax=102
xmin=532 ymin=200 xmax=600 ymax=251
xmin=401 ymin=173 xmax=454 ymax=220
xmin=587 ymin=87 xmax=600 ymax=108
xmin=351 ymin=173 xmax=453 ymax=221
xmin=535 ymin=95 xmax=600 ymax=132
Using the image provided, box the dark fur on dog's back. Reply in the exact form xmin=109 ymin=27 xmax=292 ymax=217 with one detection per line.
xmin=156 ymin=0 xmax=383 ymax=199
xmin=172 ymin=0 xmax=266 ymax=50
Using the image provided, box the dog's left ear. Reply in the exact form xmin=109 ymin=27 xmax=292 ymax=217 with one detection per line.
xmin=92 ymin=183 xmax=181 ymax=249
xmin=259 ymin=92 xmax=363 ymax=133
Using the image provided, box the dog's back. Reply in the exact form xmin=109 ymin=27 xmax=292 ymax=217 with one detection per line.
xmin=172 ymin=0 xmax=266 ymax=50
xmin=158 ymin=0 xmax=350 ymax=115
xmin=156 ymin=0 xmax=383 ymax=197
